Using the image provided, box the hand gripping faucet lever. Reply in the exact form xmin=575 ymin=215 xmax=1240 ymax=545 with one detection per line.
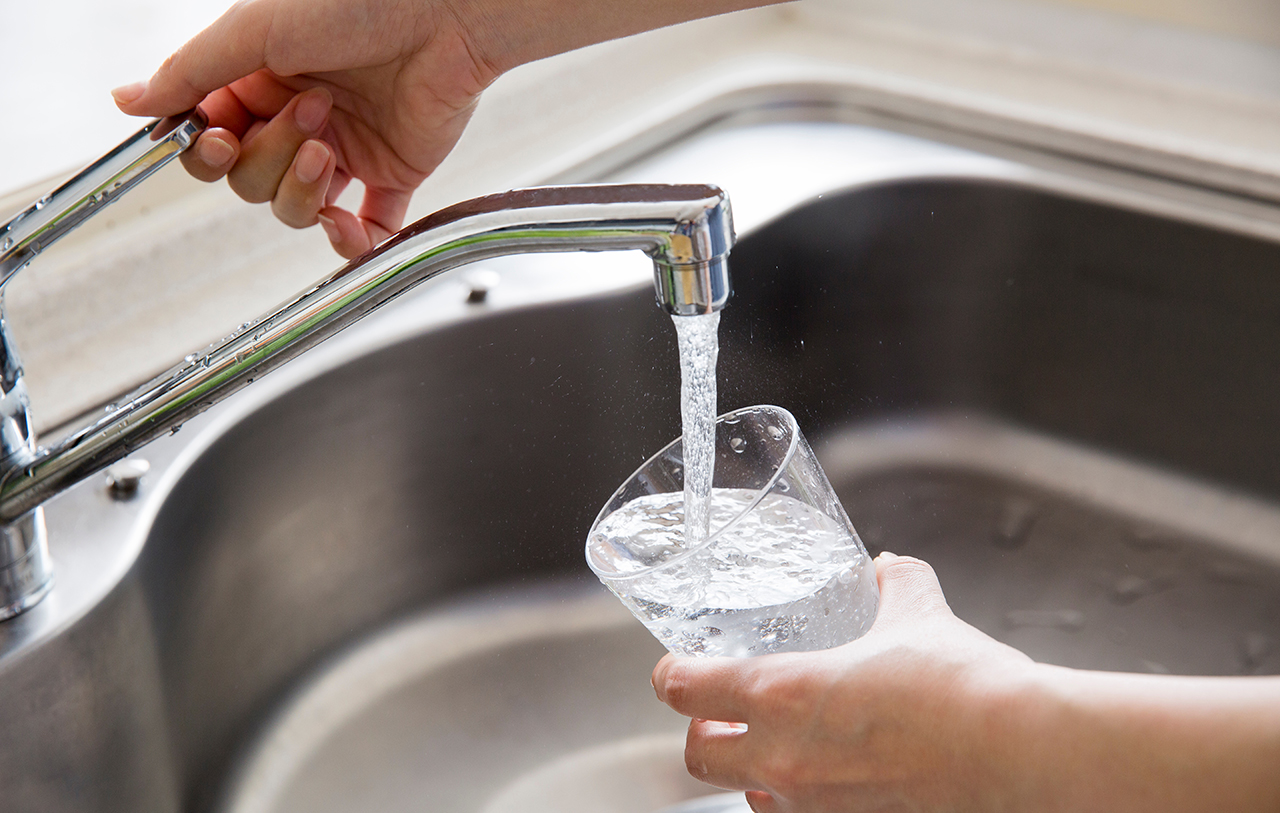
xmin=0 ymin=113 xmax=734 ymax=620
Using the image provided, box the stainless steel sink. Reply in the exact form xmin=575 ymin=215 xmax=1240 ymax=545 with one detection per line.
xmin=4 ymin=108 xmax=1280 ymax=813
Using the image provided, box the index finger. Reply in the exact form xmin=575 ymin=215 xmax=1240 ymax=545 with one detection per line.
xmin=653 ymin=654 xmax=756 ymax=724
xmin=112 ymin=2 xmax=273 ymax=116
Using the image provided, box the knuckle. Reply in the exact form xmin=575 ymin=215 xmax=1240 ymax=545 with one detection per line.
xmin=886 ymin=556 xmax=936 ymax=579
xmin=747 ymin=668 xmax=809 ymax=721
xmin=661 ymin=667 xmax=693 ymax=710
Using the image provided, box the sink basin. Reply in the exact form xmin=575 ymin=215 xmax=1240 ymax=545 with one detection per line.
xmin=4 ymin=109 xmax=1280 ymax=812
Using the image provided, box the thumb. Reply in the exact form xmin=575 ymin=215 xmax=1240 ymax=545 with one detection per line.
xmin=112 ymin=3 xmax=272 ymax=116
xmin=870 ymin=552 xmax=952 ymax=628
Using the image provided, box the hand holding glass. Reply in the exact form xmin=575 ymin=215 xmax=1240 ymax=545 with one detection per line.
xmin=586 ymin=405 xmax=878 ymax=657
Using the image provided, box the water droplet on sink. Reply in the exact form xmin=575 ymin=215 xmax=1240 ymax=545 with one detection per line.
xmin=1002 ymin=609 xmax=1085 ymax=631
xmin=992 ymin=497 xmax=1037 ymax=550
xmin=1239 ymin=632 xmax=1272 ymax=673
xmin=1109 ymin=574 xmax=1171 ymax=606
xmin=729 ymin=437 xmax=746 ymax=453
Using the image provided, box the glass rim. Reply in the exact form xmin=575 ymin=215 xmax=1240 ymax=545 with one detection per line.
xmin=585 ymin=403 xmax=801 ymax=582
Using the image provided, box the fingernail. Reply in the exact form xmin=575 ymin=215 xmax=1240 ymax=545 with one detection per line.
xmin=294 ymin=90 xmax=331 ymax=134
xmin=317 ymin=214 xmax=342 ymax=243
xmin=294 ymin=140 xmax=329 ymax=185
xmin=111 ymin=81 xmax=147 ymax=105
xmin=199 ymin=135 xmax=235 ymax=168
xmin=878 ymin=551 xmax=898 ymax=561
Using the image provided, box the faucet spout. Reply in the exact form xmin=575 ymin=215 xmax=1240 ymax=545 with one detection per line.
xmin=0 ymin=182 xmax=734 ymax=533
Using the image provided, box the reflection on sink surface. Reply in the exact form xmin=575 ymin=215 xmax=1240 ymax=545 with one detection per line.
xmin=5 ymin=116 xmax=1280 ymax=813
xmin=217 ymin=585 xmax=701 ymax=813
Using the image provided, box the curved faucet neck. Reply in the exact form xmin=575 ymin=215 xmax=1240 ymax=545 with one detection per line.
xmin=0 ymin=183 xmax=733 ymax=526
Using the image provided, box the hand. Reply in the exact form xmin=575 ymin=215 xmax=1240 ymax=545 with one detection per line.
xmin=111 ymin=0 xmax=780 ymax=258
xmin=653 ymin=553 xmax=1280 ymax=812
xmin=112 ymin=0 xmax=497 ymax=258
xmin=652 ymin=553 xmax=1038 ymax=812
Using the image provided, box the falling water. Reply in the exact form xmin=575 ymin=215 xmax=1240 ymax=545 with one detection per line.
xmin=672 ymin=311 xmax=720 ymax=547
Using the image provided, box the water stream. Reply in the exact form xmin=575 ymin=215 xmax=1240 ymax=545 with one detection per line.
xmin=672 ymin=312 xmax=720 ymax=547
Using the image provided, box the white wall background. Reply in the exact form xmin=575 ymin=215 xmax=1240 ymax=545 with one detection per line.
xmin=0 ymin=0 xmax=234 ymax=195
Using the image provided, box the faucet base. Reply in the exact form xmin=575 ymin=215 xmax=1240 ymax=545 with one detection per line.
xmin=0 ymin=508 xmax=51 ymax=620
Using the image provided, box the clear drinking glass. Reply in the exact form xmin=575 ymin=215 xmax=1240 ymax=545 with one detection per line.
xmin=586 ymin=405 xmax=879 ymax=657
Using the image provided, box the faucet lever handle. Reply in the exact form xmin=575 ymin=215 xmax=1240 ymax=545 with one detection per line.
xmin=0 ymin=109 xmax=207 ymax=286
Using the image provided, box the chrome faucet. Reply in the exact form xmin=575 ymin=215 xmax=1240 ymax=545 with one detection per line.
xmin=0 ymin=112 xmax=733 ymax=620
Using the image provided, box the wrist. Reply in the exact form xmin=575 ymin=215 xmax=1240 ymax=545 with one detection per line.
xmin=992 ymin=665 xmax=1280 ymax=812
xmin=963 ymin=659 xmax=1061 ymax=812
xmin=450 ymin=0 xmax=784 ymax=78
